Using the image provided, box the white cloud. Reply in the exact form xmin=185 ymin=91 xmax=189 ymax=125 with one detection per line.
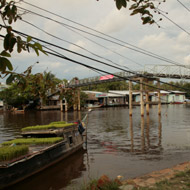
xmin=95 ymin=9 xmax=129 ymax=34
xmin=1 ymin=0 xmax=190 ymax=82
xmin=184 ymin=55 xmax=190 ymax=65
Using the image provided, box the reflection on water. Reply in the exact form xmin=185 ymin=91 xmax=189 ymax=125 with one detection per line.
xmin=1 ymin=105 xmax=190 ymax=189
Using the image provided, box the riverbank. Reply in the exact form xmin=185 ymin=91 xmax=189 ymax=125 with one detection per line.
xmin=121 ymin=161 xmax=190 ymax=190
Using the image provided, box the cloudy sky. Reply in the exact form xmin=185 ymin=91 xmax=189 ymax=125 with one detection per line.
xmin=1 ymin=0 xmax=190 ymax=82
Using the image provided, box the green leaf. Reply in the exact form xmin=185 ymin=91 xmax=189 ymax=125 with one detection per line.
xmin=4 ymin=33 xmax=11 ymax=51
xmin=0 ymin=57 xmax=13 ymax=71
xmin=0 ymin=50 xmax=11 ymax=57
xmin=17 ymin=39 xmax=22 ymax=53
xmin=12 ymin=5 xmax=17 ymax=15
xmin=142 ymin=16 xmax=151 ymax=25
xmin=121 ymin=0 xmax=127 ymax=8
xmin=8 ymin=15 xmax=13 ymax=24
xmin=116 ymin=0 xmax=122 ymax=10
xmin=9 ymin=37 xmax=16 ymax=53
xmin=34 ymin=42 xmax=43 ymax=51
xmin=6 ymin=74 xmax=14 ymax=84
xmin=34 ymin=47 xmax=39 ymax=56
xmin=27 ymin=36 xmax=32 ymax=43
xmin=115 ymin=0 xmax=126 ymax=10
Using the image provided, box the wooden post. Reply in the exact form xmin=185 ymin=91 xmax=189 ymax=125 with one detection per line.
xmin=129 ymin=80 xmax=133 ymax=116
xmin=146 ymin=92 xmax=149 ymax=115
xmin=65 ymin=111 xmax=68 ymax=122
xmin=145 ymin=80 xmax=149 ymax=115
xmin=65 ymin=99 xmax=68 ymax=112
xmin=141 ymin=116 xmax=145 ymax=152
xmin=157 ymin=79 xmax=161 ymax=115
xmin=129 ymin=116 xmax=134 ymax=152
xmin=73 ymin=89 xmax=77 ymax=111
xmin=146 ymin=115 xmax=150 ymax=148
xmin=140 ymin=78 xmax=144 ymax=117
xmin=158 ymin=114 xmax=162 ymax=146
xmin=77 ymin=88 xmax=81 ymax=111
xmin=60 ymin=99 xmax=63 ymax=112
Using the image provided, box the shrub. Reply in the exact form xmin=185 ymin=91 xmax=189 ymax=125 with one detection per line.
xmin=81 ymin=175 xmax=122 ymax=190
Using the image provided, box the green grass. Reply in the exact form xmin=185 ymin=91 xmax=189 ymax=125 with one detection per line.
xmin=49 ymin=121 xmax=67 ymax=125
xmin=133 ymin=170 xmax=190 ymax=190
xmin=1 ymin=137 xmax=64 ymax=146
xmin=0 ymin=145 xmax=29 ymax=162
xmin=21 ymin=123 xmax=76 ymax=132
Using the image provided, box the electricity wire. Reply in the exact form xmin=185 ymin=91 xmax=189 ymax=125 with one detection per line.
xmin=17 ymin=2 xmax=188 ymax=68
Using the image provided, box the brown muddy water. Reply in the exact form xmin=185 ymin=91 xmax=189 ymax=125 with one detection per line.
xmin=1 ymin=104 xmax=190 ymax=190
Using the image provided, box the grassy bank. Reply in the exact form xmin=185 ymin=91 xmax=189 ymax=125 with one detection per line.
xmin=2 ymin=137 xmax=63 ymax=146
xmin=133 ymin=170 xmax=190 ymax=190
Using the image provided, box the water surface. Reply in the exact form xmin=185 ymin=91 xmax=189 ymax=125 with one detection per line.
xmin=1 ymin=105 xmax=190 ymax=190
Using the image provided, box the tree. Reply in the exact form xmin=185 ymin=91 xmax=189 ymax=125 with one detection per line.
xmin=0 ymin=0 xmax=47 ymax=84
xmin=116 ymin=0 xmax=166 ymax=25
xmin=0 ymin=71 xmax=61 ymax=108
xmin=0 ymin=82 xmax=35 ymax=108
xmin=97 ymin=0 xmax=166 ymax=26
xmin=29 ymin=71 xmax=61 ymax=106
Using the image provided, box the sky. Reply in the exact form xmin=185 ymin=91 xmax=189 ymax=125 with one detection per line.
xmin=1 ymin=0 xmax=190 ymax=82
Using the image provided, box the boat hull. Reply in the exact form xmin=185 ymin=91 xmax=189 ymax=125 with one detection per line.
xmin=0 ymin=138 xmax=84 ymax=189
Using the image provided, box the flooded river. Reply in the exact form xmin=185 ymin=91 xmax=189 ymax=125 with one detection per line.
xmin=1 ymin=104 xmax=190 ymax=190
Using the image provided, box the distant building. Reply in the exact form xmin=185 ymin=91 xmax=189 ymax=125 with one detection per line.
xmin=83 ymin=90 xmax=187 ymax=107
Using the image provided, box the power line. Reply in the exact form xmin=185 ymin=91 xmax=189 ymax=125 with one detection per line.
xmin=21 ymin=19 xmax=190 ymax=91
xmin=159 ymin=12 xmax=190 ymax=36
xmin=1 ymin=24 xmax=189 ymax=93
xmin=17 ymin=2 xmax=188 ymax=68
xmin=177 ymin=0 xmax=190 ymax=13
xmin=21 ymin=19 xmax=132 ymax=71
xmin=41 ymin=47 xmax=190 ymax=95
xmin=21 ymin=0 xmax=183 ymax=66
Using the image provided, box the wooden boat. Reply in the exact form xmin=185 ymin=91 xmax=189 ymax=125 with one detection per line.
xmin=85 ymin=103 xmax=103 ymax=109
xmin=0 ymin=120 xmax=87 ymax=189
xmin=11 ymin=107 xmax=25 ymax=114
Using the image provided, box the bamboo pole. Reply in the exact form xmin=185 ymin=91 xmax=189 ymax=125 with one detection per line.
xmin=129 ymin=80 xmax=133 ymax=116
